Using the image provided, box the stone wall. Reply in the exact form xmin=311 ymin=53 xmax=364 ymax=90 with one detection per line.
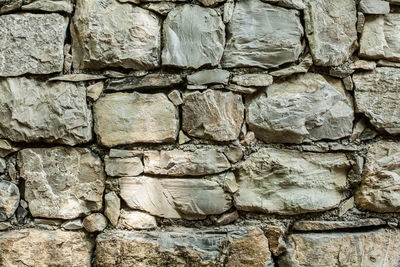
xmin=1 ymin=0 xmax=400 ymax=266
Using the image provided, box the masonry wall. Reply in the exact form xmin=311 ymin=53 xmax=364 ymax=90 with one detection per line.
xmin=1 ymin=0 xmax=400 ymax=266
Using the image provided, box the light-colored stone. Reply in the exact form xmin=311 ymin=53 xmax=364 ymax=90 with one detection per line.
xmin=350 ymin=118 xmax=368 ymax=141
xmin=22 ymin=0 xmax=73 ymax=13
xmin=18 ymin=147 xmax=105 ymax=219
xmin=105 ymin=156 xmax=143 ymax=177
xmin=71 ymin=0 xmax=161 ymax=70
xmin=226 ymin=84 xmax=257 ymax=94
xmin=222 ymin=172 xmax=238 ymax=193
xmin=109 ymin=149 xmax=143 ymax=158
xmin=0 ymin=139 xmax=18 ymax=157
xmin=359 ymin=0 xmax=390 ymax=15
xmin=143 ymin=2 xmax=175 ymax=15
xmin=278 ymin=0 xmax=304 ymax=9
xmin=0 ymin=13 xmax=68 ymax=76
xmin=223 ymin=0 xmax=234 ymax=23
xmin=338 ymin=197 xmax=355 ymax=216
xmin=235 ymin=148 xmax=350 ymax=215
xmin=62 ymin=219 xmax=84 ymax=230
xmin=343 ymin=76 xmax=354 ymax=91
xmin=162 ymin=5 xmax=225 ymax=69
xmin=168 ymin=90 xmax=183 ymax=106
xmin=178 ymin=130 xmax=191 ymax=144
xmin=0 ymin=77 xmax=92 ymax=145
xmin=223 ymin=0 xmax=303 ymax=69
xmin=187 ymin=69 xmax=230 ymax=85
xmin=378 ymin=59 xmax=400 ymax=67
xmin=215 ymin=211 xmax=239 ymax=225
xmin=357 ymin=12 xmax=366 ymax=33
xmin=83 ymin=213 xmax=108 ymax=232
xmin=232 ymin=73 xmax=273 ymax=87
xmin=104 ymin=192 xmax=120 ymax=227
xmin=292 ymin=219 xmax=386 ymax=231
xmin=0 ymin=222 xmax=11 ymax=231
xmin=48 ymin=74 xmax=106 ymax=82
xmin=94 ymin=92 xmax=179 ymax=147
xmin=0 ymin=181 xmax=19 ymax=221
xmin=106 ymin=74 xmax=183 ymax=91
xmin=87 ymin=82 xmax=104 ymax=101
xmin=269 ymin=53 xmax=313 ymax=77
xmin=223 ymin=147 xmax=243 ymax=163
xmin=198 ymin=0 xmax=224 ymax=7
xmin=118 ymin=210 xmax=157 ymax=230
xmin=350 ymin=59 xmax=377 ymax=70
xmin=0 ymin=158 xmax=5 ymax=174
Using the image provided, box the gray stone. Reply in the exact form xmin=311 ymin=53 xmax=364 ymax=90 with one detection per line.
xmin=0 ymin=181 xmax=19 ymax=221
xmin=22 ymin=0 xmax=73 ymax=13
xmin=62 ymin=219 xmax=84 ymax=230
xmin=18 ymin=147 xmax=105 ymax=219
xmin=223 ymin=147 xmax=243 ymax=163
xmin=357 ymin=12 xmax=366 ymax=33
xmin=87 ymin=82 xmax=104 ymax=101
xmin=109 ymin=149 xmax=143 ymax=158
xmin=162 ymin=5 xmax=225 ymax=69
xmin=143 ymin=2 xmax=175 ymax=15
xmin=48 ymin=74 xmax=106 ymax=82
xmin=231 ymin=73 xmax=273 ymax=87
xmin=359 ymin=0 xmax=390 ymax=14
xmin=223 ymin=0 xmax=234 ymax=23
xmin=167 ymin=90 xmax=183 ymax=106
xmin=106 ymin=74 xmax=183 ymax=91
xmin=0 ymin=221 xmax=11 ymax=231
xmin=269 ymin=53 xmax=313 ymax=77
xmin=0 ymin=158 xmax=5 ymax=174
xmin=105 ymin=156 xmax=143 ymax=177
xmin=235 ymin=148 xmax=350 ymax=215
xmin=292 ymin=219 xmax=386 ymax=231
xmin=378 ymin=59 xmax=400 ymax=67
xmin=71 ymin=0 xmax=161 ymax=70
xmin=187 ymin=69 xmax=230 ymax=85
xmin=215 ymin=211 xmax=239 ymax=225
xmin=0 ymin=77 xmax=92 ymax=145
xmin=118 ymin=210 xmax=157 ymax=230
xmin=304 ymin=0 xmax=358 ymax=66
xmin=83 ymin=213 xmax=108 ymax=232
xmin=222 ymin=0 xmax=303 ymax=69
xmin=0 ymin=139 xmax=18 ymax=158
xmin=338 ymin=197 xmax=355 ymax=216
xmin=198 ymin=0 xmax=224 ymax=7
xmin=0 ymin=0 xmax=23 ymax=14
xmin=350 ymin=59 xmax=377 ymax=70
xmin=278 ymin=0 xmax=304 ymax=9
xmin=226 ymin=84 xmax=258 ymax=94
xmin=104 ymin=191 xmax=120 ymax=227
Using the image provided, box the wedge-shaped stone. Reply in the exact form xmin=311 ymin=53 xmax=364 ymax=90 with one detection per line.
xmin=222 ymin=0 xmax=303 ymax=69
xmin=162 ymin=5 xmax=225 ymax=69
xmin=18 ymin=147 xmax=105 ymax=219
xmin=0 ymin=13 xmax=68 ymax=76
xmin=0 ymin=77 xmax=92 ymax=145
xmin=94 ymin=92 xmax=179 ymax=147
xmin=246 ymin=73 xmax=354 ymax=143
xmin=0 ymin=181 xmax=19 ymax=221
xmin=119 ymin=176 xmax=231 ymax=219
xmin=143 ymin=149 xmax=231 ymax=176
xmin=0 ymin=229 xmax=93 ymax=267
xmin=235 ymin=148 xmax=349 ymax=215
xmin=71 ymin=0 xmax=161 ymax=70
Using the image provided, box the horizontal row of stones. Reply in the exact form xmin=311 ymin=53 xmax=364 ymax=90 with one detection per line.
xmin=1 ymin=0 xmax=400 ymax=77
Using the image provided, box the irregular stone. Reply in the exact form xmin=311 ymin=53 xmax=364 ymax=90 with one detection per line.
xmin=0 ymin=181 xmax=19 ymax=221
xmin=198 ymin=0 xmax=224 ymax=7
xmin=83 ymin=213 xmax=108 ymax=232
xmin=223 ymin=0 xmax=303 ymax=69
xmin=0 ymin=139 xmax=18 ymax=157
xmin=232 ymin=73 xmax=272 ymax=87
xmin=87 ymin=82 xmax=104 ymax=101
xmin=62 ymin=219 xmax=84 ymax=230
xmin=357 ymin=12 xmax=366 ymax=33
xmin=0 ymin=13 xmax=68 ymax=76
xmin=178 ymin=130 xmax=191 ymax=145
xmin=94 ymin=92 xmax=179 ymax=147
xmin=34 ymin=218 xmax=63 ymax=229
xmin=0 ymin=222 xmax=11 ymax=231
xmin=119 ymin=176 xmax=232 ymax=219
xmin=104 ymin=192 xmax=120 ymax=227
xmin=182 ymin=90 xmax=244 ymax=141
xmin=223 ymin=0 xmax=234 ymax=23
xmin=292 ymin=219 xmax=386 ymax=231
xmin=350 ymin=118 xmax=368 ymax=141
xmin=304 ymin=0 xmax=357 ymax=66
xmin=265 ymin=225 xmax=286 ymax=256
xmin=105 ymin=156 xmax=143 ymax=177
xmin=235 ymin=148 xmax=350 ymax=215
xmin=162 ymin=5 xmax=225 ymax=69
xmin=226 ymin=84 xmax=257 ymax=94
xmin=106 ymin=74 xmax=183 ymax=91
xmin=0 ymin=77 xmax=92 ymax=145
xmin=168 ymin=90 xmax=183 ymax=106
xmin=48 ymin=74 xmax=106 ymax=83
xmin=187 ymin=84 xmax=208 ymax=90
xmin=378 ymin=59 xmax=400 ymax=67
xmin=223 ymin=147 xmax=243 ymax=163
xmin=18 ymin=147 xmax=105 ymax=219
xmin=222 ymin=172 xmax=238 ymax=193
xmin=0 ymin=229 xmax=94 ymax=266
xmin=118 ymin=210 xmax=157 ymax=230
xmin=343 ymin=76 xmax=354 ymax=91
xmin=246 ymin=73 xmax=354 ymax=143
xmin=359 ymin=0 xmax=390 ymax=15
xmin=0 ymin=0 xmax=23 ymax=14
xmin=22 ymin=0 xmax=73 ymax=13
xmin=215 ymin=211 xmax=239 ymax=225
xmin=143 ymin=149 xmax=231 ymax=176
xmin=278 ymin=0 xmax=304 ymax=9
xmin=269 ymin=53 xmax=313 ymax=77
xmin=187 ymin=69 xmax=230 ymax=85
xmin=338 ymin=197 xmax=355 ymax=216
xmin=143 ymin=2 xmax=175 ymax=15
xmin=109 ymin=149 xmax=143 ymax=158
xmin=350 ymin=59 xmax=377 ymax=70
xmin=0 ymin=158 xmax=5 ymax=174
xmin=71 ymin=0 xmax=161 ymax=70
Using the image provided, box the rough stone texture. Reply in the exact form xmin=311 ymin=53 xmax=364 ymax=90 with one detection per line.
xmin=359 ymin=0 xmax=390 ymax=14
xmin=162 ymin=5 xmax=225 ymax=69
xmin=118 ymin=210 xmax=157 ymax=230
xmin=87 ymin=82 xmax=104 ymax=101
xmin=235 ymin=148 xmax=349 ymax=215
xmin=71 ymin=0 xmax=161 ymax=70
xmin=222 ymin=0 xmax=303 ymax=69
xmin=232 ymin=73 xmax=273 ymax=87
xmin=304 ymin=0 xmax=358 ymax=66
xmin=246 ymin=73 xmax=354 ymax=143
xmin=104 ymin=191 xmax=120 ymax=227
xmin=0 ymin=229 xmax=94 ymax=266
xmin=94 ymin=92 xmax=179 ymax=147
xmin=0 ymin=77 xmax=92 ymax=145
xmin=353 ymin=67 xmax=400 ymax=134
xmin=105 ymin=156 xmax=143 ymax=177
xmin=106 ymin=74 xmax=183 ymax=92
xmin=0 ymin=139 xmax=18 ymax=158
xmin=280 ymin=229 xmax=400 ymax=266
xmin=0 ymin=13 xmax=68 ymax=76
xmin=292 ymin=219 xmax=386 ymax=231
xmin=182 ymin=90 xmax=244 ymax=141
xmin=119 ymin=176 xmax=232 ymax=219
xmin=22 ymin=0 xmax=73 ymax=13
xmin=143 ymin=149 xmax=231 ymax=176
xmin=0 ymin=181 xmax=19 ymax=221
xmin=18 ymin=147 xmax=105 ymax=219
xmin=187 ymin=69 xmax=230 ymax=85
xmin=83 ymin=213 xmax=108 ymax=233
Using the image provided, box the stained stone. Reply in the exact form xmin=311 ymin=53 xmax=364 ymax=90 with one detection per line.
xmin=359 ymin=0 xmax=390 ymax=14
xmin=292 ymin=219 xmax=386 ymax=231
xmin=187 ymin=69 xmax=230 ymax=85
xmin=83 ymin=213 xmax=108 ymax=232
xmin=18 ymin=147 xmax=105 ymax=219
xmin=105 ymin=156 xmax=143 ymax=177
xmin=215 ymin=211 xmax=239 ymax=225
xmin=22 ymin=0 xmax=73 ymax=13
xmin=226 ymin=84 xmax=258 ymax=94
xmin=222 ymin=0 xmax=303 ymax=69
xmin=235 ymin=148 xmax=350 ymax=215
xmin=162 ymin=5 xmax=225 ymax=69
xmin=0 ymin=77 xmax=92 ymax=145
xmin=0 ymin=181 xmax=19 ymax=221
xmin=167 ymin=90 xmax=183 ymax=106
xmin=104 ymin=192 xmax=120 ymax=227
xmin=71 ymin=0 xmax=161 ymax=70
xmin=304 ymin=0 xmax=358 ymax=66
xmin=106 ymin=74 xmax=183 ymax=91
xmin=118 ymin=210 xmax=157 ymax=230
xmin=94 ymin=92 xmax=179 ymax=147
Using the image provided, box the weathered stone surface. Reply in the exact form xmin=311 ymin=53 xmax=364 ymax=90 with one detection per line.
xmin=0 ymin=13 xmax=68 ymax=76
xmin=87 ymin=82 xmax=104 ymax=101
xmin=109 ymin=149 xmax=142 ymax=158
xmin=105 ymin=156 xmax=143 ymax=177
xmin=223 ymin=147 xmax=243 ymax=163
xmin=168 ymin=90 xmax=183 ymax=106
xmin=94 ymin=92 xmax=179 ymax=147
xmin=292 ymin=219 xmax=386 ymax=231
xmin=280 ymin=229 xmax=400 ymax=266
xmin=304 ymin=0 xmax=357 ymax=66
xmin=0 ymin=181 xmax=19 ymax=221
xmin=119 ymin=176 xmax=232 ymax=218
xmin=215 ymin=211 xmax=239 ymax=226
xmin=143 ymin=149 xmax=231 ymax=176
xmin=354 ymin=67 xmax=400 ymax=134
xmin=231 ymin=73 xmax=273 ymax=87
xmin=359 ymin=14 xmax=400 ymax=62
xmin=0 ymin=229 xmax=94 ymax=266
xmin=247 ymin=73 xmax=354 ymax=143
xmin=48 ymin=74 xmax=106 ymax=82
xmin=187 ymin=69 xmax=230 ymax=85
xmin=359 ymin=0 xmax=390 ymax=14
xmin=18 ymin=147 xmax=105 ymax=219
xmin=22 ymin=0 xmax=73 ymax=13
xmin=0 ymin=139 xmax=18 ymax=158
xmin=143 ymin=2 xmax=176 ymax=15
xmin=182 ymin=90 xmax=244 ymax=141
xmin=62 ymin=219 xmax=83 ymax=230
xmin=265 ymin=225 xmax=286 ymax=257
xmin=0 ymin=77 xmax=92 ymax=145
xmin=235 ymin=148 xmax=349 ymax=215
xmin=71 ymin=0 xmax=161 ymax=70
xmin=350 ymin=59 xmax=377 ymax=70
xmin=104 ymin=192 xmax=120 ymax=227
xmin=0 ymin=158 xmax=5 ymax=174
xmin=226 ymin=84 xmax=257 ymax=94
xmin=118 ymin=210 xmax=157 ymax=230
xmin=106 ymin=74 xmax=183 ymax=91
xmin=270 ymin=53 xmax=313 ymax=77
xmin=222 ymin=0 xmax=303 ymax=69
xmin=223 ymin=0 xmax=234 ymax=23
xmin=278 ymin=0 xmax=304 ymax=9
xmin=83 ymin=213 xmax=108 ymax=232
xmin=198 ymin=0 xmax=224 ymax=7
xmin=162 ymin=5 xmax=225 ymax=69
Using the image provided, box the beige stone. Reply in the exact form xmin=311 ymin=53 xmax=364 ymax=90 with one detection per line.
xmin=105 ymin=156 xmax=143 ymax=177
xmin=118 ymin=210 xmax=157 ymax=230
xmin=292 ymin=219 xmax=386 ymax=231
xmin=231 ymin=73 xmax=273 ymax=87
xmin=0 ymin=181 xmax=19 ymax=221
xmin=104 ymin=191 xmax=120 ymax=227
xmin=87 ymin=82 xmax=104 ymax=101
xmin=83 ymin=213 xmax=108 ymax=232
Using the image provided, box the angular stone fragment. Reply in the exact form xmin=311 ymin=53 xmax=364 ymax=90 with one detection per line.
xmin=223 ymin=0 xmax=234 ymax=23
xmin=143 ymin=2 xmax=176 ymax=15
xmin=118 ymin=210 xmax=157 ymax=230
xmin=292 ymin=219 xmax=386 ymax=231
xmin=226 ymin=84 xmax=258 ymax=94
xmin=359 ymin=0 xmax=390 ymax=14
xmin=0 ymin=77 xmax=92 ymax=145
xmin=104 ymin=192 xmax=120 ymax=227
xmin=106 ymin=74 xmax=183 ymax=92
xmin=22 ymin=0 xmax=73 ymax=13
xmin=235 ymin=148 xmax=349 ymax=215
xmin=278 ymin=0 xmax=304 ymax=9
xmin=0 ymin=181 xmax=19 ymax=221
xmin=182 ymin=90 xmax=244 ymax=141
xmin=167 ymin=90 xmax=183 ymax=106
xmin=0 ymin=139 xmax=18 ymax=157
xmin=143 ymin=149 xmax=231 ymax=176
xmin=71 ymin=0 xmax=161 ymax=70
xmin=109 ymin=149 xmax=143 ymax=158
xmin=222 ymin=0 xmax=303 ymax=69
xmin=18 ymin=147 xmax=105 ymax=219
xmin=247 ymin=73 xmax=354 ymax=143
xmin=231 ymin=73 xmax=273 ymax=87
xmin=0 ymin=13 xmax=68 ymax=76
xmin=0 ymin=158 xmax=5 ymax=174
xmin=87 ymin=82 xmax=104 ymax=101
xmin=0 ymin=229 xmax=94 ymax=266
xmin=265 ymin=225 xmax=286 ymax=257
xmin=94 ymin=92 xmax=179 ymax=147
xmin=105 ymin=156 xmax=143 ymax=177
xmin=215 ymin=211 xmax=239 ymax=225
xmin=198 ymin=0 xmax=224 ymax=7
xmin=119 ymin=176 xmax=232 ymax=219
xmin=62 ymin=219 xmax=84 ymax=230
xmin=187 ymin=69 xmax=230 ymax=85
xmin=304 ymin=0 xmax=357 ymax=66
xmin=83 ymin=213 xmax=108 ymax=232
xmin=270 ymin=53 xmax=313 ymax=77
